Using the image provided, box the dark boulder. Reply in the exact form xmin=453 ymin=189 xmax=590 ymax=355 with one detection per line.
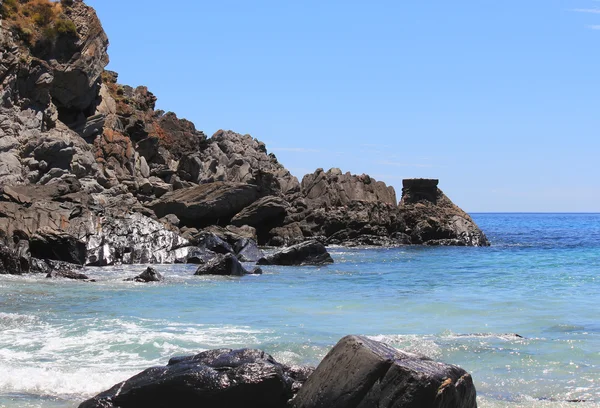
xmin=194 ymin=253 xmax=251 ymax=276
xmin=234 ymin=238 xmax=264 ymax=262
xmin=79 ymin=348 xmax=313 ymax=408
xmin=257 ymin=240 xmax=333 ymax=266
xmin=29 ymin=230 xmax=87 ymax=265
xmin=195 ymin=232 xmax=234 ymax=255
xmin=292 ymin=335 xmax=477 ymax=408
xmin=125 ymin=266 xmax=163 ymax=282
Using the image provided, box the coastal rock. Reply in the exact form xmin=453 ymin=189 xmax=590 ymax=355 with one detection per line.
xmin=198 ymin=130 xmax=300 ymax=195
xmin=0 ymin=244 xmax=27 ymax=275
xmin=292 ymin=335 xmax=477 ymax=408
xmin=230 ymin=195 xmax=289 ymax=228
xmin=125 ymin=266 xmax=163 ymax=282
xmin=148 ymin=182 xmax=262 ymax=228
xmin=301 ymin=167 xmax=397 ymax=207
xmin=234 ymin=238 xmax=264 ymax=262
xmin=29 ymin=229 xmax=87 ymax=265
xmin=46 ymin=267 xmax=90 ymax=280
xmin=79 ymin=348 xmax=313 ymax=408
xmin=194 ymin=232 xmax=234 ymax=255
xmin=194 ymin=253 xmax=252 ymax=276
xmin=257 ymin=240 xmax=333 ymax=266
xmin=399 ymin=179 xmax=489 ymax=247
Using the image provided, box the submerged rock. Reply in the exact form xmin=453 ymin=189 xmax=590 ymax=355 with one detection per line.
xmin=292 ymin=335 xmax=477 ymax=408
xmin=79 ymin=348 xmax=313 ymax=408
xmin=125 ymin=266 xmax=163 ymax=283
xmin=257 ymin=240 xmax=333 ymax=266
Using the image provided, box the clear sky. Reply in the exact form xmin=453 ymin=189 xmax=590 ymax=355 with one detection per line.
xmin=87 ymin=0 xmax=600 ymax=212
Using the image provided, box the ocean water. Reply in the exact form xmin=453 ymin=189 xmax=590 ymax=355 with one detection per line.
xmin=0 ymin=213 xmax=599 ymax=408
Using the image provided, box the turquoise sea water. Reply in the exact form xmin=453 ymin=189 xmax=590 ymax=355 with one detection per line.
xmin=0 ymin=213 xmax=598 ymax=407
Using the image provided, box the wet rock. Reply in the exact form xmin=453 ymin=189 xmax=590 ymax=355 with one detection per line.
xmin=234 ymin=238 xmax=264 ymax=262
xmin=257 ymin=240 xmax=333 ymax=266
xmin=30 ymin=229 xmax=87 ymax=265
xmin=194 ymin=253 xmax=251 ymax=276
xmin=79 ymin=348 xmax=313 ymax=408
xmin=399 ymin=179 xmax=489 ymax=247
xmin=292 ymin=335 xmax=477 ymax=408
xmin=125 ymin=266 xmax=163 ymax=282
xmin=46 ymin=261 xmax=89 ymax=280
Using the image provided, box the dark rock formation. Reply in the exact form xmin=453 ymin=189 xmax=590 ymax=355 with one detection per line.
xmin=257 ymin=240 xmax=333 ymax=266
xmin=149 ymin=182 xmax=262 ymax=228
xmin=194 ymin=253 xmax=253 ymax=276
xmin=0 ymin=0 xmax=489 ymax=267
xmin=125 ymin=266 xmax=163 ymax=282
xmin=0 ymin=244 xmax=27 ymax=274
xmin=292 ymin=335 xmax=477 ymax=408
xmin=399 ymin=179 xmax=489 ymax=247
xmin=46 ymin=267 xmax=89 ymax=280
xmin=30 ymin=229 xmax=87 ymax=265
xmin=194 ymin=232 xmax=234 ymax=255
xmin=79 ymin=348 xmax=312 ymax=408
xmin=234 ymin=238 xmax=264 ymax=262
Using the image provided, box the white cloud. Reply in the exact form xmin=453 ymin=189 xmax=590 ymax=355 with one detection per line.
xmin=587 ymin=24 xmax=600 ymax=29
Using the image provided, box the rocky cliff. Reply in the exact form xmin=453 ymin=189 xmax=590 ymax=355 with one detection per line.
xmin=0 ymin=0 xmax=489 ymax=272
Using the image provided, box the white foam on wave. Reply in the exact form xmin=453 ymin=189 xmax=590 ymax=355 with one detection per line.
xmin=0 ymin=315 xmax=273 ymax=401
xmin=366 ymin=334 xmax=442 ymax=359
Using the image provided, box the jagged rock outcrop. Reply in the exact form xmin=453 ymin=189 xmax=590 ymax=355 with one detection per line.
xmin=265 ymin=168 xmax=405 ymax=246
xmin=79 ymin=348 xmax=313 ymax=408
xmin=399 ymin=179 xmax=489 ymax=247
xmin=0 ymin=0 xmax=489 ymax=266
xmin=292 ymin=335 xmax=477 ymax=408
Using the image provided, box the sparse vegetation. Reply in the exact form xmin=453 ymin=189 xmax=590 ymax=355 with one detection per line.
xmin=1 ymin=0 xmax=78 ymax=47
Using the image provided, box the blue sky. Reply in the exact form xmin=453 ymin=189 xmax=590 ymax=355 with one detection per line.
xmin=87 ymin=0 xmax=600 ymax=212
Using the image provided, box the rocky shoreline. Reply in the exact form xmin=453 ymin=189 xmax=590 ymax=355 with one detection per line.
xmin=0 ymin=0 xmax=488 ymax=277
xmin=79 ymin=335 xmax=477 ymax=408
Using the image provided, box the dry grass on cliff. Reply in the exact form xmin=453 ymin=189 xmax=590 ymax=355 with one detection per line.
xmin=1 ymin=0 xmax=77 ymax=47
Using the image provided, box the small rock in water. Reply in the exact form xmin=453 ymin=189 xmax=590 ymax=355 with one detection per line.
xmin=125 ymin=266 xmax=163 ymax=283
xmin=194 ymin=253 xmax=251 ymax=276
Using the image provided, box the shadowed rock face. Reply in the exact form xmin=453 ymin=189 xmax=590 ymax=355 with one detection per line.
xmin=292 ymin=335 xmax=477 ymax=408
xmin=399 ymin=179 xmax=489 ymax=247
xmin=78 ymin=348 xmax=313 ymax=408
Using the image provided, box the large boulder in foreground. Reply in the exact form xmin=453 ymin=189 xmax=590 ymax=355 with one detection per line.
xmin=399 ymin=179 xmax=489 ymax=247
xmin=257 ymin=240 xmax=333 ymax=266
xmin=292 ymin=335 xmax=477 ymax=408
xmin=79 ymin=348 xmax=313 ymax=408
xmin=125 ymin=266 xmax=163 ymax=283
